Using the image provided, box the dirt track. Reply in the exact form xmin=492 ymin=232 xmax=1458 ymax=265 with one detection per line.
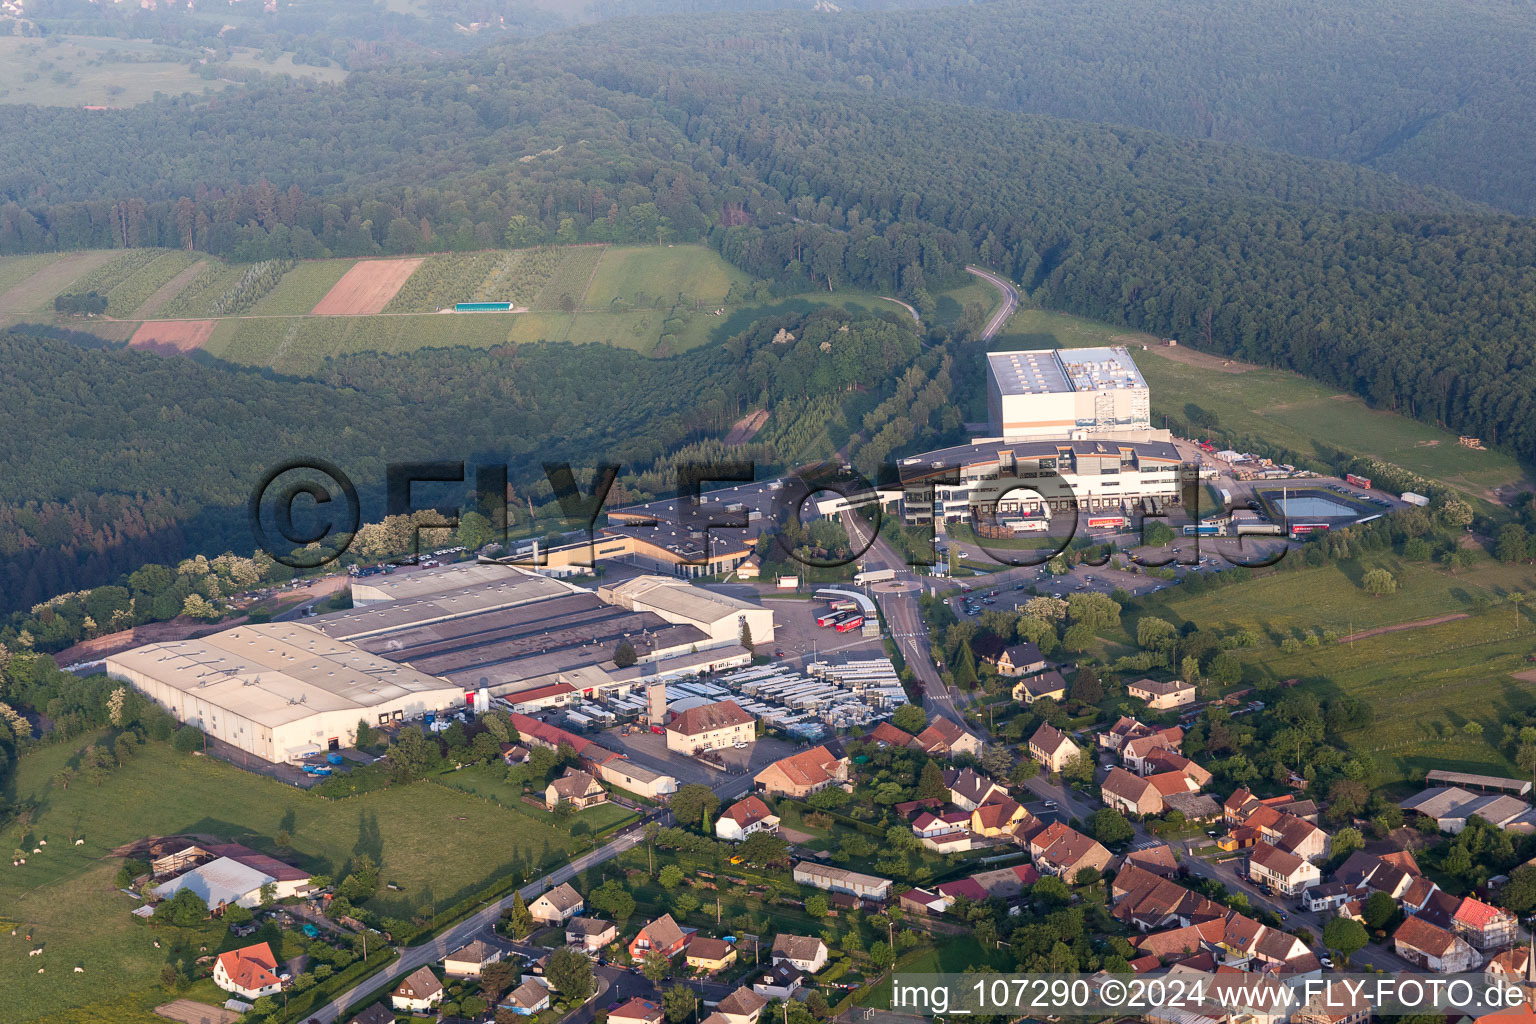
xmin=1338 ymin=612 xmax=1469 ymax=643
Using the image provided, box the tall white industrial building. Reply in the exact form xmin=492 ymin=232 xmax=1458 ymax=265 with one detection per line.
xmin=986 ymin=347 xmax=1151 ymax=439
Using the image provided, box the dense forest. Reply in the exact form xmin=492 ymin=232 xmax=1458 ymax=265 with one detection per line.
xmin=5 ymin=1 xmax=1536 ymax=611
xmin=0 ymin=308 xmax=928 ymax=615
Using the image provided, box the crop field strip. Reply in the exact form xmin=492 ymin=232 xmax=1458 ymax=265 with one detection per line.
xmin=67 ymin=249 xmax=168 ymax=314
xmin=0 ymin=250 xmax=117 ymax=312
xmin=382 ymin=251 xmax=503 ymax=312
xmin=310 ymin=257 xmax=423 ymax=314
xmin=531 ymin=244 xmax=606 ymax=312
xmin=103 ymin=251 xmax=202 ymax=317
xmin=129 ymin=257 xmax=210 ymax=318
xmin=244 ymin=258 xmax=356 ymax=315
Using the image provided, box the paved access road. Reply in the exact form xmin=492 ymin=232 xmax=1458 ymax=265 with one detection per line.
xmin=308 ymin=823 xmax=652 ymax=1022
xmin=965 ymin=265 xmax=1020 ymax=340
xmin=839 ymin=510 xmax=965 ymax=727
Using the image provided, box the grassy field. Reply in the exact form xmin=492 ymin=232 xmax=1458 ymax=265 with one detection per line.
xmin=430 ymin=765 xmax=639 ymax=833
xmin=996 ymin=307 xmax=1532 ymax=500
xmin=1132 ymin=548 xmax=1536 ymax=782
xmin=3 ymin=245 xmax=921 ymax=367
xmin=0 ymin=35 xmax=346 ymax=107
xmin=0 ymin=740 xmax=579 ymax=1022
xmin=0 ymin=250 xmax=118 ymax=313
xmin=584 ymin=244 xmax=750 ymax=309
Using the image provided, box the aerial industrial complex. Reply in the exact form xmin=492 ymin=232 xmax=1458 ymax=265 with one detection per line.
xmin=107 ymin=565 xmax=772 ymax=763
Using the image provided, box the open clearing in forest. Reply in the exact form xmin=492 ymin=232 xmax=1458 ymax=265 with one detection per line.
xmin=310 ymin=258 xmax=424 ymax=314
xmin=127 ymin=319 xmax=216 ymax=352
xmin=0 ymin=250 xmax=117 ymax=312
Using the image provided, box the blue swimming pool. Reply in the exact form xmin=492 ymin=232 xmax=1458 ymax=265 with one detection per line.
xmin=1275 ymin=495 xmax=1357 ymax=517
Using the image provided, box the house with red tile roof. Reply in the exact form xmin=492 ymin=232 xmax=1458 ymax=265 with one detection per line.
xmin=213 ymin=942 xmax=284 ymax=999
xmin=1440 ymin=894 xmax=1519 ymax=950
xmin=629 ymin=913 xmax=692 ymax=961
xmin=610 ymin=997 xmax=666 ymax=1024
xmin=1028 ymin=822 xmax=1111 ymax=879
xmin=716 ymin=795 xmax=780 ymax=842
xmin=1394 ymin=916 xmax=1479 ymax=972
xmin=754 ymin=745 xmax=848 ymax=798
xmin=1110 ymin=864 xmax=1226 ymax=932
xmin=971 ymin=797 xmax=1032 ymax=837
xmin=1247 ymin=842 xmax=1320 ymax=896
xmin=912 ymin=717 xmax=983 ymax=759
xmin=666 ymin=700 xmax=755 ymax=755
xmin=867 ymin=721 xmax=917 ymax=749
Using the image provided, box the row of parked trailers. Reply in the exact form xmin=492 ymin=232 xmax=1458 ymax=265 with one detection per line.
xmin=712 ymin=658 xmax=907 ymax=732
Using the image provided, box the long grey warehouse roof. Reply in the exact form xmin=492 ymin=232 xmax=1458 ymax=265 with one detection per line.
xmin=318 ymin=570 xmax=577 ymax=640
xmin=349 ymin=562 xmax=570 ymax=603
xmin=106 ymin=622 xmax=458 ymax=727
xmin=896 ymin=437 xmax=1181 ymax=480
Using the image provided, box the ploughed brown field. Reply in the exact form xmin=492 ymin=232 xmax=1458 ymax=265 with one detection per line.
xmin=128 ymin=319 xmax=216 ymax=352
xmin=310 ymin=258 xmax=423 ymax=315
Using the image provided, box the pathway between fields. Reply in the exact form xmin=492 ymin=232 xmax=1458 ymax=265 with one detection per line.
xmin=1338 ymin=612 xmax=1469 ymax=643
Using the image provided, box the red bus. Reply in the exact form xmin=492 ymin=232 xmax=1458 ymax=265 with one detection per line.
xmin=1345 ymin=473 xmax=1373 ymax=489
xmin=1088 ymin=515 xmax=1127 ymax=530
xmin=1290 ymin=523 xmax=1331 ymax=536
xmin=834 ymin=615 xmax=866 ymax=632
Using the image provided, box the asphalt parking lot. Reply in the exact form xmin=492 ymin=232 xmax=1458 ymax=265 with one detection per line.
xmin=760 ymin=595 xmax=889 ymax=666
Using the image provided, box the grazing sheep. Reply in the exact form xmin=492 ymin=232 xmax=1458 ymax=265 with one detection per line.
xmin=37 ymin=968 xmax=44 ymax=974
xmin=31 ymin=848 xmax=39 ymax=854
xmin=74 ymin=839 xmax=84 ymax=846
xmin=38 ymin=840 xmax=45 ymax=846
xmin=74 ymin=966 xmax=84 ymax=973
xmin=28 ymin=948 xmax=42 ymax=957
xmin=153 ymin=941 xmax=161 ymax=949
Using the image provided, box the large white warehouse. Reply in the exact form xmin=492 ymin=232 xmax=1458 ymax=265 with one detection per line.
xmin=986 ymin=347 xmax=1150 ymax=439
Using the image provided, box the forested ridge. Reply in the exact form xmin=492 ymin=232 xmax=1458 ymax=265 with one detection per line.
xmin=0 ymin=310 xmax=932 ymax=614
xmin=4 ymin=2 xmax=1536 ymax=610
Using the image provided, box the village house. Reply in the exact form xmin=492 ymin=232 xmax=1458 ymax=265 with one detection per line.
xmin=1028 ymin=821 xmax=1112 ymax=879
xmin=911 ymin=809 xmax=974 ymax=852
xmin=610 ymin=997 xmax=666 ymax=1024
xmin=715 ymin=987 xmax=768 ymax=1024
xmin=1012 ymin=670 xmax=1069 ymax=704
xmin=503 ymin=979 xmax=552 ymax=1016
xmin=752 ymin=963 xmax=805 ymax=1001
xmin=1137 ymin=749 xmax=1214 ymax=787
xmin=629 ymin=913 xmax=692 ymax=961
xmin=1127 ymin=678 xmax=1196 ymax=710
xmin=443 ymin=939 xmax=504 ymax=977
xmin=1394 ymin=916 xmax=1480 ymax=972
xmin=1417 ymin=890 xmax=1519 ymax=951
xmin=771 ymin=934 xmax=829 ymax=974
xmin=545 ymin=767 xmax=607 ymax=810
xmin=971 ymin=797 xmax=1032 ymax=837
xmin=529 ymin=881 xmax=584 ymax=925
xmin=349 ymin=1005 xmax=396 ymax=1024
xmin=994 ymin=642 xmax=1048 ymax=676
xmin=899 ymin=887 xmax=952 ymax=915
xmin=1028 ymin=723 xmax=1080 ymax=773
xmin=911 ymin=717 xmax=984 ymax=759
xmin=1100 ymin=766 xmax=1199 ymax=817
xmin=391 ymin=966 xmax=445 ymax=1012
xmin=666 ymin=700 xmax=756 ymax=755
xmin=212 ymin=943 xmax=284 ymax=1000
xmin=1246 ymin=842 xmax=1320 ymax=895
xmin=566 ymin=917 xmax=618 ymax=954
xmin=754 ymin=745 xmax=849 ymax=798
xmin=1121 ymin=729 xmax=1185 ymax=773
xmin=867 ymin=721 xmax=918 ymax=749
xmin=716 ymin=795 xmax=781 ymax=842
xmin=1110 ymin=863 xmax=1227 ymax=932
xmin=944 ymin=768 xmax=1009 ymax=811
xmin=687 ymin=936 xmax=738 ymax=974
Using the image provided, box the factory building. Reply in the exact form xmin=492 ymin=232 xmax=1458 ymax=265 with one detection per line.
xmin=986 ymin=347 xmax=1150 ymax=440
xmin=108 ymin=564 xmax=773 ymax=764
xmin=892 ymin=437 xmax=1184 ymax=524
xmin=599 ymin=575 xmax=774 ymax=646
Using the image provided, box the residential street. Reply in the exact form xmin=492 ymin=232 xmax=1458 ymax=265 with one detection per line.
xmin=308 ymin=822 xmax=653 ymax=1022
